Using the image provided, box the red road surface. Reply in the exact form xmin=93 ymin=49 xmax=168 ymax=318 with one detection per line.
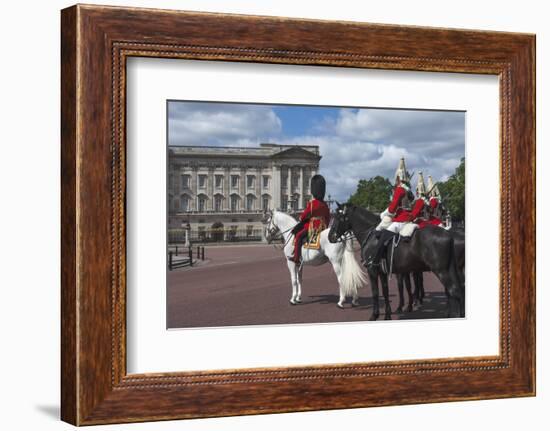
xmin=167 ymin=244 xmax=450 ymax=329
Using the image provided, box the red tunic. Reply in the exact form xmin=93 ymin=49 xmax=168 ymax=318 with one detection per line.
xmin=387 ymin=185 xmax=411 ymax=222
xmin=300 ymin=198 xmax=330 ymax=230
xmin=409 ymin=198 xmax=426 ymax=222
xmin=429 ymin=197 xmax=440 ymax=210
xmin=293 ymin=199 xmax=330 ymax=261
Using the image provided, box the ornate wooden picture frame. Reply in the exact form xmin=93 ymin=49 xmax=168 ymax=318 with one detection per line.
xmin=61 ymin=4 xmax=535 ymax=425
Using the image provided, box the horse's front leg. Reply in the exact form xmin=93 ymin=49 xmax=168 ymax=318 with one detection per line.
xmin=368 ymin=272 xmax=380 ymax=320
xmin=404 ymin=273 xmax=414 ymax=312
xmin=380 ymin=273 xmax=392 ymax=320
xmin=396 ymin=274 xmax=405 ymax=313
xmin=286 ymin=260 xmax=299 ymax=305
xmin=413 ymin=272 xmax=424 ymax=305
xmin=295 ymin=265 xmax=303 ymax=303
xmin=329 ymin=261 xmax=346 ymax=309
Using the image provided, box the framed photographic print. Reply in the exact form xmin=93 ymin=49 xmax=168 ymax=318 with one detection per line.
xmin=61 ymin=4 xmax=535 ymax=425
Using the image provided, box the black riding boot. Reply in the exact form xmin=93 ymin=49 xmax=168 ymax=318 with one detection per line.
xmin=366 ymin=230 xmax=395 ymax=272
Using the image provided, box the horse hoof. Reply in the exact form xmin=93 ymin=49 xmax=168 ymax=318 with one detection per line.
xmin=369 ymin=314 xmax=378 ymax=321
xmin=407 ymin=305 xmax=413 ymax=313
xmin=290 ymin=299 xmax=297 ymax=305
xmin=351 ymin=301 xmax=359 ymax=307
xmin=337 ymin=303 xmax=345 ymax=309
xmin=295 ymin=298 xmax=302 ymax=304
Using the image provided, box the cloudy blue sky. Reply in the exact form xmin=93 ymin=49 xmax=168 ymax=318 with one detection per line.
xmin=168 ymin=101 xmax=465 ymax=202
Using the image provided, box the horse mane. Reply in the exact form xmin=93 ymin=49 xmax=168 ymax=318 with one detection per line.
xmin=347 ymin=203 xmax=380 ymax=229
xmin=273 ymin=210 xmax=298 ymax=231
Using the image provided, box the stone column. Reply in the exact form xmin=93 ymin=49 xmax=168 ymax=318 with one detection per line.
xmin=240 ymin=167 xmax=246 ymax=210
xmin=271 ymin=164 xmax=281 ymax=210
xmin=256 ymin=167 xmax=262 ymax=210
xmin=191 ymin=166 xmax=198 ymax=210
xmin=286 ymin=167 xmax=292 ymax=211
xmin=299 ymin=166 xmax=304 ymax=210
xmin=208 ymin=167 xmax=214 ymax=210
xmin=224 ymin=165 xmax=230 ymax=210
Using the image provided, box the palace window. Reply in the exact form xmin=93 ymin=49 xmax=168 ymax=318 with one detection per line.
xmin=230 ymin=195 xmax=239 ymax=212
xmin=215 ymin=175 xmax=223 ymax=188
xmin=181 ymin=174 xmax=190 ymax=189
xmin=180 ymin=195 xmax=190 ymax=212
xmin=263 ymin=175 xmax=269 ymax=188
xmin=231 ymin=175 xmax=239 ymax=188
xmin=198 ymin=175 xmax=207 ymax=188
xmin=246 ymin=195 xmax=255 ymax=211
xmin=281 ymin=176 xmax=288 ymax=190
xmin=247 ymin=175 xmax=255 ymax=188
xmin=198 ymin=196 xmax=207 ymax=212
xmin=214 ymin=195 xmax=223 ymax=212
xmin=262 ymin=196 xmax=269 ymax=211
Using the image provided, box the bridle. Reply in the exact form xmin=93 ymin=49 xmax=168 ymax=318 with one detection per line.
xmin=264 ymin=214 xmax=279 ymax=243
xmin=264 ymin=212 xmax=295 ymax=249
xmin=331 ymin=206 xmax=375 ymax=249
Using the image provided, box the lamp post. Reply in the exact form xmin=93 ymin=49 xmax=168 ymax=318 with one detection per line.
xmin=182 ymin=221 xmax=191 ymax=247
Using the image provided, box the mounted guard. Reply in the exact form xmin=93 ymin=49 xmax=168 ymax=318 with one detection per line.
xmin=427 ymin=175 xmax=445 ymax=226
xmin=368 ymin=158 xmax=415 ymax=270
xmin=399 ymin=171 xmax=431 ymax=239
xmin=376 ymin=157 xmax=414 ymax=233
xmin=290 ymin=174 xmax=331 ymax=264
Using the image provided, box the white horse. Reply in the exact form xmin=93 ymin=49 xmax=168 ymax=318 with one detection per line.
xmin=263 ymin=210 xmax=366 ymax=308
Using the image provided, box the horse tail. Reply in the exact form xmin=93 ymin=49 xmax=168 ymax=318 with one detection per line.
xmin=341 ymin=238 xmax=367 ymax=297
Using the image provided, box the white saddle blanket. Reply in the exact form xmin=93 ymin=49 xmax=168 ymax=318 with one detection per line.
xmin=399 ymin=223 xmax=419 ymax=238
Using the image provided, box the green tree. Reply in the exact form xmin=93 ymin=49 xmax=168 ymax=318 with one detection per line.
xmin=438 ymin=158 xmax=465 ymax=222
xmin=348 ymin=176 xmax=393 ymax=212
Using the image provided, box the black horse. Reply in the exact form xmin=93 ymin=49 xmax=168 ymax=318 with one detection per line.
xmin=450 ymin=227 xmax=465 ymax=277
xmin=397 ymin=227 xmax=465 ymax=310
xmin=328 ymin=203 xmax=464 ymax=319
xmin=396 ymin=272 xmax=421 ymax=313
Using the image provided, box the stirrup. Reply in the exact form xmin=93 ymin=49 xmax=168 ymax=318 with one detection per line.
xmin=366 ymin=259 xmax=388 ymax=274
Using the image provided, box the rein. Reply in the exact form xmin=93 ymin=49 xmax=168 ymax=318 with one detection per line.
xmin=266 ymin=219 xmax=295 ymax=250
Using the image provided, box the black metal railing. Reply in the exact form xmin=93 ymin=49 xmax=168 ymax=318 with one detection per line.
xmin=168 ymin=228 xmax=264 ymax=244
xmin=168 ymin=245 xmax=206 ymax=271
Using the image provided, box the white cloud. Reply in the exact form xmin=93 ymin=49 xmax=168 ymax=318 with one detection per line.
xmin=277 ymin=108 xmax=464 ymax=202
xmin=168 ymin=103 xmax=465 ymax=202
xmin=168 ymin=102 xmax=282 ymax=146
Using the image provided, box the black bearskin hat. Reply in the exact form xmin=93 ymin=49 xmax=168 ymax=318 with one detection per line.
xmin=310 ymin=174 xmax=326 ymax=201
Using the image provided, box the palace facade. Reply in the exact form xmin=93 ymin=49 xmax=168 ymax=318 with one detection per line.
xmin=168 ymin=143 xmax=321 ymax=242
